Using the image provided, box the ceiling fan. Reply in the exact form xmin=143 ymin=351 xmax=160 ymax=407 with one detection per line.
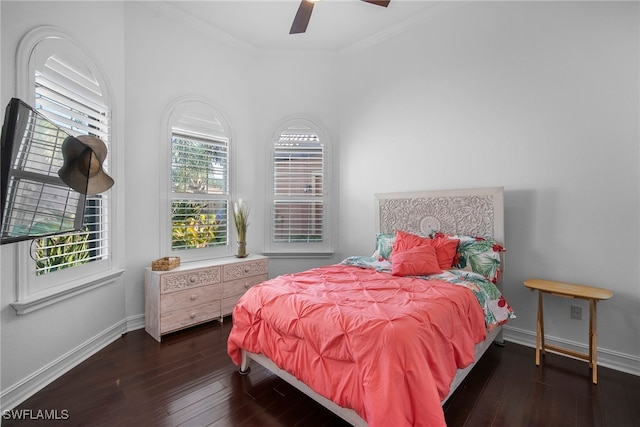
xmin=290 ymin=0 xmax=391 ymax=34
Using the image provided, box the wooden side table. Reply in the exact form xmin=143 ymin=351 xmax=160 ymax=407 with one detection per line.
xmin=523 ymin=278 xmax=613 ymax=384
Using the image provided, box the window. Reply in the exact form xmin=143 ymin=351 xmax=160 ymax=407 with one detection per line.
xmin=12 ymin=27 xmax=122 ymax=314
xmin=33 ymin=57 xmax=111 ymax=275
xmin=161 ymin=98 xmax=232 ymax=260
xmin=266 ymin=119 xmax=332 ymax=256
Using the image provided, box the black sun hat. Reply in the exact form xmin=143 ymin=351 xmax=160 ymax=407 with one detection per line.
xmin=58 ymin=135 xmax=114 ymax=195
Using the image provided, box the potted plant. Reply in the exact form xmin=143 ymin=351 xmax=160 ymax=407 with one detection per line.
xmin=233 ymin=199 xmax=249 ymax=257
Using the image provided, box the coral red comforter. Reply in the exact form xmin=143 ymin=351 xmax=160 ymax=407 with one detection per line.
xmin=227 ymin=264 xmax=487 ymax=427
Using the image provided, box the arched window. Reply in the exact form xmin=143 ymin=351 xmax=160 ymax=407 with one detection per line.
xmin=12 ymin=26 xmax=121 ymax=313
xmin=266 ymin=118 xmax=333 ymax=256
xmin=161 ymin=98 xmax=232 ymax=261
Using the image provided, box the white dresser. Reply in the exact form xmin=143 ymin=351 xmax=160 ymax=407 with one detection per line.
xmin=144 ymin=254 xmax=268 ymax=342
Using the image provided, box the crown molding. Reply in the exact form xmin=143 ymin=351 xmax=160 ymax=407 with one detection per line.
xmin=141 ymin=1 xmax=258 ymax=55
xmin=339 ymin=1 xmax=448 ymax=56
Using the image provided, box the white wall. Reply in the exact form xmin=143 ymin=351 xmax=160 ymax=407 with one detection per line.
xmin=1 ymin=0 xmax=638 ymax=412
xmin=337 ymin=1 xmax=639 ymax=371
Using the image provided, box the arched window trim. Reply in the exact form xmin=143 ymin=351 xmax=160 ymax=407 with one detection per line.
xmin=264 ymin=116 xmax=334 ymax=257
xmin=159 ymin=96 xmax=235 ymax=262
xmin=11 ymin=26 xmax=124 ymax=315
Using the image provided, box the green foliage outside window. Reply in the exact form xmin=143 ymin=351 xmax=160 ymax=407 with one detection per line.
xmin=36 ymin=230 xmax=90 ymax=275
xmin=171 ymin=201 xmax=225 ymax=250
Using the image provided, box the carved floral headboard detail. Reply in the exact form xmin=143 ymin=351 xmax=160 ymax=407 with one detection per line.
xmin=375 ymin=187 xmax=504 ymax=244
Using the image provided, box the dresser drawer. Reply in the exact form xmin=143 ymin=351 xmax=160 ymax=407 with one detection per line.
xmin=223 ymin=259 xmax=268 ymax=281
xmin=223 ymin=274 xmax=267 ymax=298
xmin=161 ymin=284 xmax=221 ymax=312
xmin=160 ymin=300 xmax=221 ymax=334
xmin=222 ymin=274 xmax=267 ymax=314
xmin=160 ymin=267 xmax=221 ymax=294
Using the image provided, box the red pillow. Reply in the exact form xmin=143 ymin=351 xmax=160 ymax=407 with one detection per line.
xmin=393 ymin=230 xmax=459 ymax=270
xmin=393 ymin=230 xmax=427 ymax=252
xmin=391 ymin=245 xmax=442 ymax=276
xmin=430 ymin=236 xmax=459 ymax=270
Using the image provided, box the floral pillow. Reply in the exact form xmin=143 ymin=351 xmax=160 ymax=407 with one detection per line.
xmin=373 ymin=233 xmax=395 ymax=260
xmin=432 ymin=232 xmax=505 ymax=283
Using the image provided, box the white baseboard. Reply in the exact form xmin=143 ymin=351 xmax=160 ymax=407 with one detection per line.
xmin=0 ymin=315 xmax=145 ymax=412
xmin=126 ymin=313 xmax=145 ymax=332
xmin=503 ymin=325 xmax=640 ymax=377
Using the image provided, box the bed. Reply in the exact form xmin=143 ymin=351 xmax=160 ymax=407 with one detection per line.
xmin=227 ymin=187 xmax=514 ymax=427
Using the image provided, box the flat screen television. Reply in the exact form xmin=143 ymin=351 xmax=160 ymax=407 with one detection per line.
xmin=0 ymin=98 xmax=88 ymax=244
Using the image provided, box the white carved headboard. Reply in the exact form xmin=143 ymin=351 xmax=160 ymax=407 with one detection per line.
xmin=374 ymin=187 xmax=504 ymax=244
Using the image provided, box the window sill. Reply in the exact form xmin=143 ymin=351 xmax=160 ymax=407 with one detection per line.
xmin=261 ymin=251 xmax=335 ymax=259
xmin=11 ymin=268 xmax=125 ymax=315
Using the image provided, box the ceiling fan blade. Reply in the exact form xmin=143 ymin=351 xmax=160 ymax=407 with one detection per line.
xmin=361 ymin=0 xmax=390 ymax=7
xmin=290 ymin=1 xmax=315 ymax=34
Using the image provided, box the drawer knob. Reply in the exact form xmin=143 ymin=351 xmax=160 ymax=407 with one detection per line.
xmin=190 ymin=295 xmax=197 ymax=301
xmin=244 ymin=267 xmax=250 ymax=273
xmin=190 ymin=313 xmax=196 ymax=319
xmin=189 ymin=275 xmax=198 ymax=284
xmin=244 ymin=283 xmax=250 ymax=289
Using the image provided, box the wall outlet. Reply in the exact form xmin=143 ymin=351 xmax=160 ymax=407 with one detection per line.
xmin=571 ymin=305 xmax=582 ymax=320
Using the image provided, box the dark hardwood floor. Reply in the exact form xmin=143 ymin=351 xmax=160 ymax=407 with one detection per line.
xmin=4 ymin=318 xmax=639 ymax=426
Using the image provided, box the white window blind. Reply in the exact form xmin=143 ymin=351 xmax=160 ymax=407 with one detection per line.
xmin=170 ymin=129 xmax=229 ymax=251
xmin=272 ymin=133 xmax=324 ymax=243
xmin=33 ymin=54 xmax=111 ymax=275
